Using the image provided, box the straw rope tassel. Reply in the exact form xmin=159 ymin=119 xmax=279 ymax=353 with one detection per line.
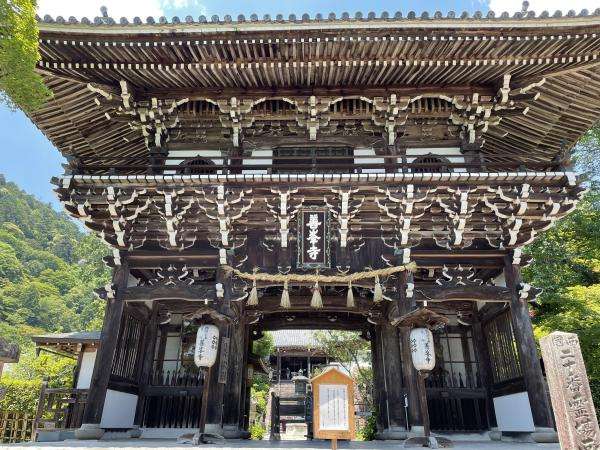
xmin=247 ymin=270 xmax=259 ymax=306
xmin=346 ymin=280 xmax=355 ymax=308
xmin=373 ymin=275 xmax=383 ymax=303
xmin=311 ymin=281 xmax=323 ymax=309
xmin=280 ymin=279 xmax=291 ymax=309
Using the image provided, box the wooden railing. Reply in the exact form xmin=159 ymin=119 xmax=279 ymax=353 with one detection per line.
xmin=0 ymin=411 xmax=34 ymax=444
xmin=34 ymin=385 xmax=88 ymax=434
xmin=66 ymin=154 xmax=558 ymax=176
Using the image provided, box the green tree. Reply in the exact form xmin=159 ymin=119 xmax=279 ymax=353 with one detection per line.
xmin=315 ymin=331 xmax=373 ymax=410
xmin=0 ymin=240 xmax=23 ymax=281
xmin=252 ymin=332 xmax=274 ymax=358
xmin=524 ymin=190 xmax=600 ymax=413
xmin=0 ymin=0 xmax=50 ymax=111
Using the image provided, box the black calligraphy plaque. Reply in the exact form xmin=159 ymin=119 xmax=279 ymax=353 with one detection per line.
xmin=217 ymin=337 xmax=230 ymax=384
xmin=298 ymin=208 xmax=330 ymax=269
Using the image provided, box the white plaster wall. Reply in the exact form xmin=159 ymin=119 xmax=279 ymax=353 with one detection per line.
xmin=242 ymin=149 xmax=273 ymax=174
xmin=76 ymin=350 xmax=96 ymax=389
xmin=100 ymin=389 xmax=138 ymax=429
xmin=165 ymin=149 xmax=224 ymax=174
xmin=493 ymin=392 xmax=535 ymax=432
xmin=492 ymin=272 xmax=507 ymax=287
xmin=162 ymin=334 xmax=181 ymax=374
xmin=354 ymin=148 xmax=385 ymax=173
xmin=127 ymin=274 xmax=138 ymax=287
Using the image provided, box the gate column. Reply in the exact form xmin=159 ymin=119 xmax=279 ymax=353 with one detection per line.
xmin=222 ymin=313 xmax=249 ymax=438
xmin=504 ymin=253 xmax=557 ymax=442
xmin=373 ymin=322 xmax=408 ymax=439
xmin=396 ymin=270 xmax=424 ymax=437
xmin=75 ymin=259 xmax=130 ymax=440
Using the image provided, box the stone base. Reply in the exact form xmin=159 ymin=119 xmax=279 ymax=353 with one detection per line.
xmin=531 ymin=427 xmax=559 ymax=443
xmin=128 ymin=426 xmax=142 ymax=439
xmin=377 ymin=426 xmax=408 ymax=440
xmin=407 ymin=425 xmax=425 ymax=437
xmin=404 ymin=436 xmax=453 ymax=448
xmin=222 ymin=425 xmax=250 ymax=439
xmin=497 ymin=427 xmax=558 ymax=443
xmin=74 ymin=423 xmax=104 ymax=440
xmin=489 ymin=428 xmax=501 ymax=441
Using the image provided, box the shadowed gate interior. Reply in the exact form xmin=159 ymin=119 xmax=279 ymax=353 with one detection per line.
xmin=104 ymin=296 xmax=525 ymax=438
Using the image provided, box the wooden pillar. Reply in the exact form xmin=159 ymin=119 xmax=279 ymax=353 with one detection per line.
xmin=72 ymin=344 xmax=84 ymax=389
xmin=222 ymin=311 xmax=248 ymax=438
xmin=133 ymin=304 xmax=159 ymax=428
xmin=504 ymin=254 xmax=554 ymax=430
xmin=376 ymin=322 xmax=407 ymax=439
xmin=242 ymin=328 xmax=253 ymax=431
xmin=397 ymin=270 xmax=424 ymax=435
xmin=75 ymin=260 xmax=129 ymax=439
xmin=205 ymin=266 xmax=231 ymax=433
xmin=472 ymin=310 xmax=497 ymax=430
xmin=370 ymin=326 xmax=387 ymax=435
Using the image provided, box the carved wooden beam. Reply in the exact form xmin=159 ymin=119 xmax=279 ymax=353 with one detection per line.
xmin=414 ymin=285 xmax=511 ymax=303
xmin=124 ymin=283 xmax=216 ymax=302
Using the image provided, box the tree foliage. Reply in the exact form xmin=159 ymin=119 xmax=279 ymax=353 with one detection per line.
xmin=525 ymin=189 xmax=600 ymax=413
xmin=524 ymin=123 xmax=600 ymax=413
xmin=314 ymin=331 xmax=373 ymax=409
xmin=0 ymin=175 xmax=110 ymax=380
xmin=0 ymin=0 xmax=50 ymax=111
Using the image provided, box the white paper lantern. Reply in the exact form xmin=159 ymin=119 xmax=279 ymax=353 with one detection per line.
xmin=194 ymin=324 xmax=219 ymax=368
xmin=410 ymin=327 xmax=436 ymax=372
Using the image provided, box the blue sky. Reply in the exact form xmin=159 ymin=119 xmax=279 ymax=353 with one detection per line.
xmin=2 ymin=0 xmax=594 ymax=209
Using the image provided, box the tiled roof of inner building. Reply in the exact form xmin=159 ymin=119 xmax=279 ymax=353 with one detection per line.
xmin=271 ymin=330 xmax=321 ymax=349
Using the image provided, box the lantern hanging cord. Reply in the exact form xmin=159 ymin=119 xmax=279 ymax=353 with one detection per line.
xmin=223 ymin=261 xmax=417 ymax=284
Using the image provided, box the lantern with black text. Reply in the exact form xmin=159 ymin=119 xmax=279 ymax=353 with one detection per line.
xmin=410 ymin=327 xmax=435 ymax=372
xmin=194 ymin=324 xmax=219 ymax=368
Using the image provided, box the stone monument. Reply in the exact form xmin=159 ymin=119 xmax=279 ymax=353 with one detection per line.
xmin=540 ymin=331 xmax=599 ymax=449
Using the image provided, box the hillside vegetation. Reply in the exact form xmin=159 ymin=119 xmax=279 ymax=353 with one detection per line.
xmin=0 ymin=174 xmax=109 ymax=347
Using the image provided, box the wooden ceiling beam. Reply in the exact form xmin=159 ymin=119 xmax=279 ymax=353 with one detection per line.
xmin=136 ymin=83 xmax=497 ymax=100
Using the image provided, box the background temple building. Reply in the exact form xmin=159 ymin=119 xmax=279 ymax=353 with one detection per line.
xmin=23 ymin=4 xmax=600 ymax=443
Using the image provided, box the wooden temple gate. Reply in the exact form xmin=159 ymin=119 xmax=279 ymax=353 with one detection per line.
xmin=23 ymin=5 xmax=600 ymax=442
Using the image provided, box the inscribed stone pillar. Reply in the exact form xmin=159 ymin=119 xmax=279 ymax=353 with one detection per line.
xmin=76 ymin=260 xmax=129 ymax=439
xmin=504 ymin=255 xmax=557 ymax=442
xmin=540 ymin=332 xmax=599 ymax=449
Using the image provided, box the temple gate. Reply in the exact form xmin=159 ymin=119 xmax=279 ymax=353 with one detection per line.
xmin=25 ymin=4 xmax=600 ymax=443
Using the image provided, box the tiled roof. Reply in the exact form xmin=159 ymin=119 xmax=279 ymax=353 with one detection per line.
xmin=271 ymin=330 xmax=321 ymax=349
xmin=31 ymin=331 xmax=101 ymax=344
xmin=35 ymin=3 xmax=600 ymax=28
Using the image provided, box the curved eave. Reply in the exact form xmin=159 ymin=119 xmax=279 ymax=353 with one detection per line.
xmin=58 ymin=170 xmax=579 ymax=187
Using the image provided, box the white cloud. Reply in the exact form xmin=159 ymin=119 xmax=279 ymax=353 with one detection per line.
xmin=488 ymin=0 xmax=598 ymax=14
xmin=36 ymin=0 xmax=205 ymax=20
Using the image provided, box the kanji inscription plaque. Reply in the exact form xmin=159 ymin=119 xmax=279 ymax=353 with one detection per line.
xmin=540 ymin=331 xmax=599 ymax=449
xmin=298 ymin=208 xmax=330 ymax=268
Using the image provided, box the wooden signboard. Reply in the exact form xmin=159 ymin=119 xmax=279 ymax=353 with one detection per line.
xmin=311 ymin=366 xmax=355 ymax=448
xmin=298 ymin=208 xmax=330 ymax=269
